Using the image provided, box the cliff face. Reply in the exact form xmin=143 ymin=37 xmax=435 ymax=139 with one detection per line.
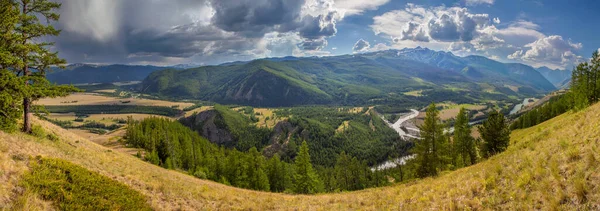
xmin=179 ymin=110 xmax=235 ymax=146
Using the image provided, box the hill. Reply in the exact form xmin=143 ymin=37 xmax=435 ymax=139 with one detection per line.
xmin=141 ymin=48 xmax=556 ymax=107
xmin=2 ymin=103 xmax=599 ymax=209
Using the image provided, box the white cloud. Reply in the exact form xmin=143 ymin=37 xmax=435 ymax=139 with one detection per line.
xmin=333 ymin=0 xmax=390 ymax=15
xmin=352 ymin=39 xmax=370 ymax=52
xmin=372 ymin=4 xmax=493 ymax=43
xmin=465 ymin=0 xmax=494 ymax=6
xmin=508 ymin=35 xmax=583 ymax=69
xmin=370 ymin=4 xmax=585 ymax=69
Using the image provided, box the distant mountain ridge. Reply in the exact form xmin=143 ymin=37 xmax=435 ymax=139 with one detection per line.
xmin=47 ymin=63 xmax=201 ymax=84
xmin=140 ymin=47 xmax=557 ymax=107
xmin=535 ymin=66 xmax=572 ymax=89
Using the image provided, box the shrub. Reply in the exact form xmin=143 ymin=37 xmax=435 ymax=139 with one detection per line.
xmin=30 ymin=125 xmax=46 ymax=138
xmin=20 ymin=158 xmax=152 ymax=210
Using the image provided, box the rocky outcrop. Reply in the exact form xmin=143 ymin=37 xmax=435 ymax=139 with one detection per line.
xmin=179 ymin=110 xmax=235 ymax=146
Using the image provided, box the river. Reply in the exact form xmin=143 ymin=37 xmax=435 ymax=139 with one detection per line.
xmin=509 ymin=98 xmax=536 ymax=115
xmin=381 ymin=109 xmax=421 ymax=141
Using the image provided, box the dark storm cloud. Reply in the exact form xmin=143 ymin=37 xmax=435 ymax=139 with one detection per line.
xmin=209 ymin=0 xmax=304 ymax=37
xmin=52 ymin=0 xmax=341 ymax=64
xmin=208 ymin=0 xmax=339 ymax=50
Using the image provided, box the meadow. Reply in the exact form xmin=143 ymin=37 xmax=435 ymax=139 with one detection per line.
xmin=1 ymin=101 xmax=598 ymax=210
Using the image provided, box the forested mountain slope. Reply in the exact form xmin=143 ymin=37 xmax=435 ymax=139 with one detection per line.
xmin=141 ymin=48 xmax=556 ymax=107
xmin=47 ymin=64 xmax=167 ymax=84
xmin=2 ymin=102 xmax=599 ymax=210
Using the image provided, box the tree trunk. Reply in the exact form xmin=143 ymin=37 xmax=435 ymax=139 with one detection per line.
xmin=23 ymin=97 xmax=31 ymax=133
xmin=21 ymin=1 xmax=31 ymax=133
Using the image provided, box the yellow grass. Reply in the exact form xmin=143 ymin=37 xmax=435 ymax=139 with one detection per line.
xmin=93 ymin=89 xmax=117 ymax=93
xmin=36 ymin=93 xmax=194 ymax=108
xmin=184 ymin=106 xmax=213 ymax=117
xmin=336 ymin=121 xmax=350 ymax=134
xmin=2 ymin=103 xmax=600 ymax=210
xmin=233 ymin=107 xmax=286 ymax=128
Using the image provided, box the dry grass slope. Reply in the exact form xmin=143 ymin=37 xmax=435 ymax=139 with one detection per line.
xmin=1 ymin=103 xmax=600 ymax=210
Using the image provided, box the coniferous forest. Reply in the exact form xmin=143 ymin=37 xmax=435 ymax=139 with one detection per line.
xmin=125 ymin=117 xmax=392 ymax=193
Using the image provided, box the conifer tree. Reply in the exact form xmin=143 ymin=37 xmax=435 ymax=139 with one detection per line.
xmin=0 ymin=1 xmax=24 ymax=132
xmin=8 ymin=0 xmax=77 ymax=133
xmin=413 ymin=103 xmax=449 ymax=178
xmin=452 ymin=107 xmax=477 ymax=167
xmin=247 ymin=147 xmax=270 ymax=191
xmin=266 ymin=154 xmax=288 ymax=192
xmin=478 ymin=110 xmax=510 ymax=158
xmin=293 ymin=141 xmax=323 ymax=194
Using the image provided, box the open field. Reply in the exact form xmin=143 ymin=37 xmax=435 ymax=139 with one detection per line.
xmin=37 ymin=93 xmax=194 ymax=108
xmin=2 ymin=101 xmax=599 ymax=209
xmin=46 ymin=113 xmax=172 ymax=125
xmin=92 ymin=89 xmax=117 ymax=93
xmin=439 ymin=104 xmax=487 ymax=120
xmin=233 ymin=107 xmax=287 ymax=128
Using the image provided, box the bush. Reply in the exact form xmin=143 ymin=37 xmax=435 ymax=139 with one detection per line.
xmin=20 ymin=158 xmax=152 ymax=210
xmin=30 ymin=125 xmax=46 ymax=139
xmin=46 ymin=133 xmax=59 ymax=141
xmin=193 ymin=169 xmax=208 ymax=179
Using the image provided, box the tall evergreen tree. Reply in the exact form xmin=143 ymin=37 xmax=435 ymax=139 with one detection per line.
xmin=413 ymin=103 xmax=449 ymax=178
xmin=247 ymin=147 xmax=270 ymax=191
xmin=478 ymin=110 xmax=510 ymax=158
xmin=571 ymin=50 xmax=600 ymax=110
xmin=8 ymin=0 xmax=77 ymax=133
xmin=293 ymin=141 xmax=323 ymax=194
xmin=452 ymin=108 xmax=477 ymax=167
xmin=0 ymin=1 xmax=24 ymax=132
xmin=266 ymin=154 xmax=289 ymax=192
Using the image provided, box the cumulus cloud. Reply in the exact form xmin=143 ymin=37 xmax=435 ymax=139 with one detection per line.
xmin=508 ymin=35 xmax=583 ymax=69
xmin=352 ymin=39 xmax=370 ymax=52
xmin=372 ymin=4 xmax=492 ymax=43
xmin=333 ymin=0 xmax=390 ymax=15
xmin=371 ymin=4 xmax=584 ymax=68
xmin=465 ymin=0 xmax=495 ymax=6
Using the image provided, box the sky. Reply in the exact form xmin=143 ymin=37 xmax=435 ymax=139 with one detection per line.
xmin=51 ymin=0 xmax=600 ymax=70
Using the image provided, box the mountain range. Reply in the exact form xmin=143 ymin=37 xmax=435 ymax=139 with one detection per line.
xmin=47 ymin=48 xmax=573 ymax=107
xmin=140 ymin=47 xmax=560 ymax=107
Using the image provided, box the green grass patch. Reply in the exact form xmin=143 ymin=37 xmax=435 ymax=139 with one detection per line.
xmin=20 ymin=158 xmax=152 ymax=210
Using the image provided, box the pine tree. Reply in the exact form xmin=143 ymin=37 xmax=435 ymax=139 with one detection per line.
xmin=293 ymin=141 xmax=323 ymax=194
xmin=478 ymin=110 xmax=510 ymax=158
xmin=334 ymin=151 xmax=351 ymax=190
xmin=8 ymin=0 xmax=77 ymax=133
xmin=413 ymin=103 xmax=449 ymax=178
xmin=0 ymin=1 xmax=25 ymax=132
xmin=452 ymin=108 xmax=477 ymax=167
xmin=247 ymin=147 xmax=270 ymax=191
xmin=266 ymin=154 xmax=288 ymax=192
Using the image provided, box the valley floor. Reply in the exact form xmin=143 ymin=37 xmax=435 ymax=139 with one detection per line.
xmin=1 ymin=102 xmax=600 ymax=210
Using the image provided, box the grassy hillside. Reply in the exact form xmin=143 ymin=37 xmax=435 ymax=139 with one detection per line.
xmin=1 ymin=103 xmax=599 ymax=210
